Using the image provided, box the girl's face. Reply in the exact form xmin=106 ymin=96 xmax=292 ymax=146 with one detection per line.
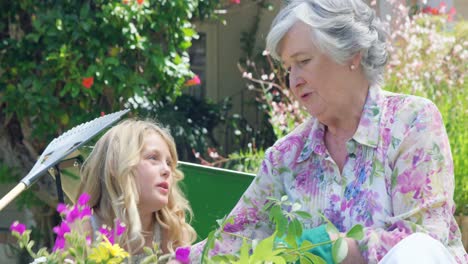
xmin=135 ymin=131 xmax=173 ymax=213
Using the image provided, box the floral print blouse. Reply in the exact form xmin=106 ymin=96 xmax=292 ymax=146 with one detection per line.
xmin=191 ymin=86 xmax=467 ymax=263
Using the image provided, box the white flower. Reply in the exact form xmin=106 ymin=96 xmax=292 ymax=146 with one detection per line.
xmin=30 ymin=257 xmax=47 ymax=264
xmin=209 ymin=151 xmax=219 ymax=159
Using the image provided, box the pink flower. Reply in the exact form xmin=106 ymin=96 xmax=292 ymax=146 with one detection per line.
xmin=185 ymin=75 xmax=201 ymax=86
xmin=10 ymin=221 xmax=26 ymax=235
xmin=447 ymin=7 xmax=456 ymax=22
xmin=230 ymin=0 xmax=241 ymax=4
xmin=175 ymin=247 xmax=191 ymax=264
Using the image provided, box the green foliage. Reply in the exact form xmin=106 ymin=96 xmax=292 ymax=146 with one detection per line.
xmin=140 ymin=94 xmax=225 ymax=161
xmin=0 ymin=163 xmax=19 ymax=184
xmin=385 ymin=14 xmax=468 ymax=214
xmin=239 ymin=53 xmax=307 ymax=140
xmin=202 ymin=196 xmax=364 ymax=263
xmin=222 ymin=145 xmax=265 ymax=174
xmin=0 ymin=0 xmax=213 ymax=144
xmin=0 ymin=0 xmax=227 ymax=252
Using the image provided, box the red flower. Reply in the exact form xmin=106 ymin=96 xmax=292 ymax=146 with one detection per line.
xmin=82 ymin=77 xmax=94 ymax=89
xmin=137 ymin=0 xmax=144 ymax=5
xmin=230 ymin=0 xmax=241 ymax=4
xmin=185 ymin=75 xmax=201 ymax=86
xmin=100 ymin=111 xmax=105 ymax=116
xmin=422 ymin=6 xmax=439 ymax=15
xmin=422 ymin=6 xmax=432 ymax=14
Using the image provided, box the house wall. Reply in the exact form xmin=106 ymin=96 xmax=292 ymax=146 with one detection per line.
xmin=193 ymin=2 xmax=283 ymax=153
xmin=455 ymin=0 xmax=468 ymax=19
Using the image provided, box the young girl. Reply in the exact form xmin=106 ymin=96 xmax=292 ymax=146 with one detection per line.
xmin=77 ymin=119 xmax=196 ymax=263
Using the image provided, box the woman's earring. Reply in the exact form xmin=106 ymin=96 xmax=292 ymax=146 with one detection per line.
xmin=350 ymin=64 xmax=356 ymax=71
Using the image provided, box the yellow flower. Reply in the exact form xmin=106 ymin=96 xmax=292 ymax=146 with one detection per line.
xmin=88 ymin=236 xmax=129 ymax=263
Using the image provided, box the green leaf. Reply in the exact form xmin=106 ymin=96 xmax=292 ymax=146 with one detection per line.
xmin=80 ymin=4 xmax=90 ymax=18
xmin=332 ymin=237 xmax=348 ymax=264
xmin=295 ymin=210 xmax=312 ymax=219
xmin=239 ymin=238 xmax=249 ymax=263
xmin=282 ymin=253 xmax=299 ymax=263
xmin=182 ymin=27 xmax=196 ymax=37
xmin=143 ymin=246 xmax=153 ymax=255
xmin=104 ymin=57 xmax=120 ymax=66
xmin=304 ymin=252 xmax=326 ymax=264
xmin=300 ymin=256 xmax=313 ymax=264
xmin=292 ymin=218 xmax=303 ymax=238
xmin=250 ymin=232 xmax=276 ymax=262
xmin=285 ymin=221 xmax=298 ymax=248
xmin=345 ymin=224 xmax=364 ymax=240
xmin=27 ymin=240 xmax=35 ymax=249
xmin=211 ymin=255 xmax=236 ymax=263
xmin=201 ymin=230 xmax=216 ymax=263
xmin=270 ymin=256 xmax=287 ymax=264
xmin=269 ymin=205 xmax=287 ymax=236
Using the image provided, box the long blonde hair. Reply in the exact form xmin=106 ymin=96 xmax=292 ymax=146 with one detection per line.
xmin=77 ymin=119 xmax=196 ymax=254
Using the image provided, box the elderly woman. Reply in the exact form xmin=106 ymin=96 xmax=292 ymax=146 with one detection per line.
xmin=191 ymin=0 xmax=467 ymax=263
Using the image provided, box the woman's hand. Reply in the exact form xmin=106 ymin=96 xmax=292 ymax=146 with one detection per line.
xmin=329 ymin=233 xmax=365 ymax=264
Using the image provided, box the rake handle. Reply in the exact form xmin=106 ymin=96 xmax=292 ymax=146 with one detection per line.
xmin=0 ymin=182 xmax=27 ymax=211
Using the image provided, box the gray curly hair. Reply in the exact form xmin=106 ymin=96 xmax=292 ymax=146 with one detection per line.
xmin=266 ymin=0 xmax=388 ymax=86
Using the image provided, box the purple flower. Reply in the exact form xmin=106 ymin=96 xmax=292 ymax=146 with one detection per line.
xmin=53 ymin=222 xmax=71 ymax=237
xmin=175 ymin=246 xmax=191 ymax=264
xmin=10 ymin=221 xmax=26 ymax=235
xmin=57 ymin=203 xmax=68 ymax=214
xmin=115 ymin=220 xmax=126 ymax=236
xmin=80 ymin=206 xmax=92 ymax=219
xmin=66 ymin=206 xmax=81 ymax=223
xmin=77 ymin=193 xmax=90 ymax=206
xmin=53 ymin=236 xmax=66 ymax=252
xmin=52 ymin=221 xmax=71 ymax=252
xmin=99 ymin=226 xmax=114 ymax=244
